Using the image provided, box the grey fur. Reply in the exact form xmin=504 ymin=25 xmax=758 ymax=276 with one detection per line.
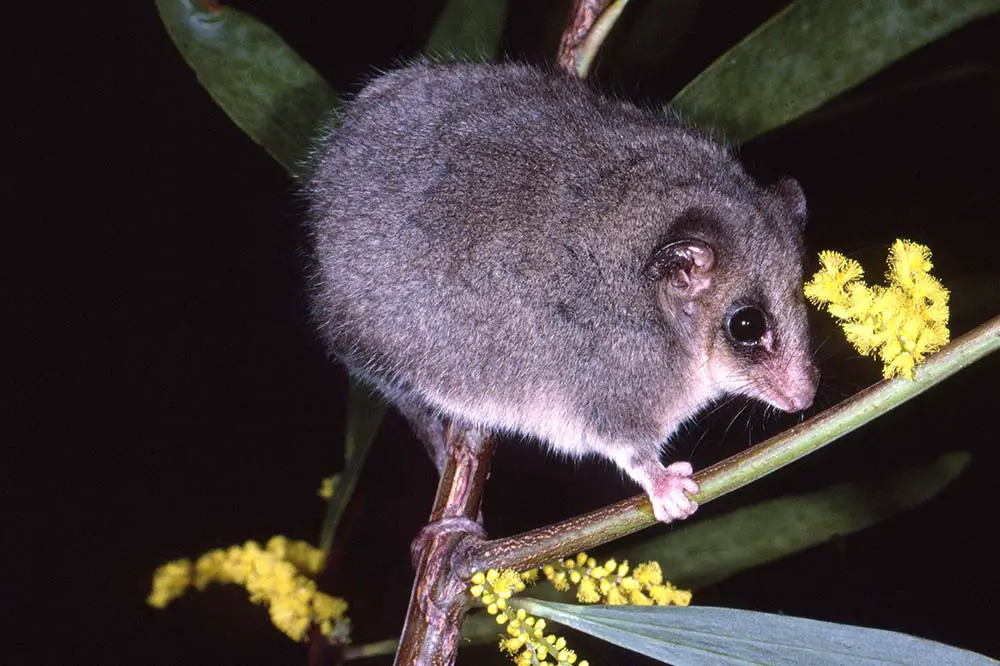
xmin=304 ymin=62 xmax=818 ymax=513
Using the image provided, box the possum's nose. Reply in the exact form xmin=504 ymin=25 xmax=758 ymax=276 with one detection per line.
xmin=787 ymin=389 xmax=814 ymax=411
xmin=780 ymin=362 xmax=819 ymax=412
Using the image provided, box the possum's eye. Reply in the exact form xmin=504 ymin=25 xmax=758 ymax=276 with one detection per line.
xmin=726 ymin=306 xmax=767 ymax=346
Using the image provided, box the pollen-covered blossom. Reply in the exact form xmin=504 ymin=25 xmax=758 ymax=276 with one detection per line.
xmin=471 ymin=569 xmax=588 ymax=666
xmin=804 ymin=239 xmax=950 ymax=380
xmin=148 ymin=535 xmax=349 ymax=643
xmin=542 ymin=552 xmax=691 ymax=607
xmin=147 ymin=559 xmax=192 ymax=609
xmin=470 ymin=553 xmax=690 ymax=665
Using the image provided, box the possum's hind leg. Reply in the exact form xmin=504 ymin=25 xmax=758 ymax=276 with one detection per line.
xmin=395 ymin=399 xmax=450 ymax=475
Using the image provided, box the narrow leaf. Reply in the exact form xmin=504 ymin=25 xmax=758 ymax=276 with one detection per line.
xmin=318 ymin=382 xmax=386 ymax=553
xmin=624 ymin=452 xmax=969 ymax=589
xmin=156 ymin=0 xmax=341 ymax=176
xmin=671 ymin=0 xmax=1000 ymax=144
xmin=519 ymin=601 xmax=998 ymax=666
xmin=425 ymin=0 xmax=508 ymax=60
xmin=344 ymin=382 xmax=386 ymax=461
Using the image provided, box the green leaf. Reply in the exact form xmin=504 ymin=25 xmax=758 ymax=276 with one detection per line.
xmin=671 ymin=0 xmax=1000 ymax=144
xmin=620 ymin=452 xmax=969 ymax=590
xmin=425 ymin=0 xmax=508 ymax=60
xmin=318 ymin=381 xmax=387 ymax=553
xmin=156 ymin=0 xmax=341 ymax=177
xmin=517 ymin=601 xmax=998 ymax=666
xmin=344 ymin=381 xmax=386 ymax=461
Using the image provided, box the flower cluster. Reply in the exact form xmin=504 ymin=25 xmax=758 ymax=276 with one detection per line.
xmin=470 ymin=552 xmax=691 ymax=665
xmin=471 ymin=569 xmax=586 ymax=666
xmin=542 ymin=552 xmax=691 ymax=607
xmin=804 ymin=239 xmax=950 ymax=379
xmin=148 ymin=535 xmax=349 ymax=643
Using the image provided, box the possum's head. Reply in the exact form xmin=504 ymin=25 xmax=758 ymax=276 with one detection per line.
xmin=644 ymin=177 xmax=819 ymax=413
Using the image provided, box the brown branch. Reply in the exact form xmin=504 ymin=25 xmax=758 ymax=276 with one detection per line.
xmin=557 ymin=0 xmax=613 ymax=74
xmin=393 ymin=423 xmax=496 ymax=665
xmin=462 ymin=495 xmax=651 ymax=576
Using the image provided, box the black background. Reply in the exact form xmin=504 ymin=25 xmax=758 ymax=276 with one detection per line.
xmin=7 ymin=1 xmax=1000 ymax=664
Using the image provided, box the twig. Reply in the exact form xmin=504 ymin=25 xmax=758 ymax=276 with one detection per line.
xmin=393 ymin=424 xmax=496 ymax=665
xmin=557 ymin=0 xmax=612 ymax=74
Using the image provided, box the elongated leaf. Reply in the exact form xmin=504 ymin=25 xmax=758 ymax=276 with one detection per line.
xmin=623 ymin=452 xmax=969 ymax=589
xmin=319 ymin=381 xmax=386 ymax=553
xmin=518 ymin=601 xmax=998 ymax=666
xmin=425 ymin=0 xmax=507 ymax=60
xmin=671 ymin=0 xmax=1000 ymax=144
xmin=156 ymin=0 xmax=341 ymax=176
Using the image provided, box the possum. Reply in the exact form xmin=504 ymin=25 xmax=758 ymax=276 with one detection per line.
xmin=304 ymin=62 xmax=819 ymax=523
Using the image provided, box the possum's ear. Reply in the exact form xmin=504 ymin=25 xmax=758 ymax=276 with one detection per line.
xmin=772 ymin=177 xmax=808 ymax=227
xmin=643 ymin=239 xmax=715 ymax=297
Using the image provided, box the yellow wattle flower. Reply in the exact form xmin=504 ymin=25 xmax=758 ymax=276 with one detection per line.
xmin=804 ymin=239 xmax=950 ymax=380
xmin=148 ymin=536 xmax=349 ymax=643
xmin=147 ymin=559 xmax=192 ymax=608
xmin=472 ymin=553 xmax=689 ymax=666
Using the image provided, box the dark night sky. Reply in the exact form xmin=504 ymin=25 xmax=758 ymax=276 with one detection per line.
xmin=6 ymin=2 xmax=1000 ymax=664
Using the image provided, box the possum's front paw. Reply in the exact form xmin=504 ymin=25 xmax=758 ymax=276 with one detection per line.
xmin=647 ymin=461 xmax=699 ymax=524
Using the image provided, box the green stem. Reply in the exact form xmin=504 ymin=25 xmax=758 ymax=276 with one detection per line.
xmin=468 ymin=313 xmax=1000 ymax=572
xmin=575 ymin=0 xmax=632 ymax=78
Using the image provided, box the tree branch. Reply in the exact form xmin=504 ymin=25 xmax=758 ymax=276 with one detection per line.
xmin=557 ymin=0 xmax=612 ymax=74
xmin=393 ymin=423 xmax=496 ymax=665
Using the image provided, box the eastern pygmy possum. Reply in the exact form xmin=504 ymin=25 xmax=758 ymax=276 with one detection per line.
xmin=305 ymin=62 xmax=819 ymax=524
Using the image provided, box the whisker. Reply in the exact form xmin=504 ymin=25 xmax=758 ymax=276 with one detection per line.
xmin=722 ymin=400 xmax=752 ymax=444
